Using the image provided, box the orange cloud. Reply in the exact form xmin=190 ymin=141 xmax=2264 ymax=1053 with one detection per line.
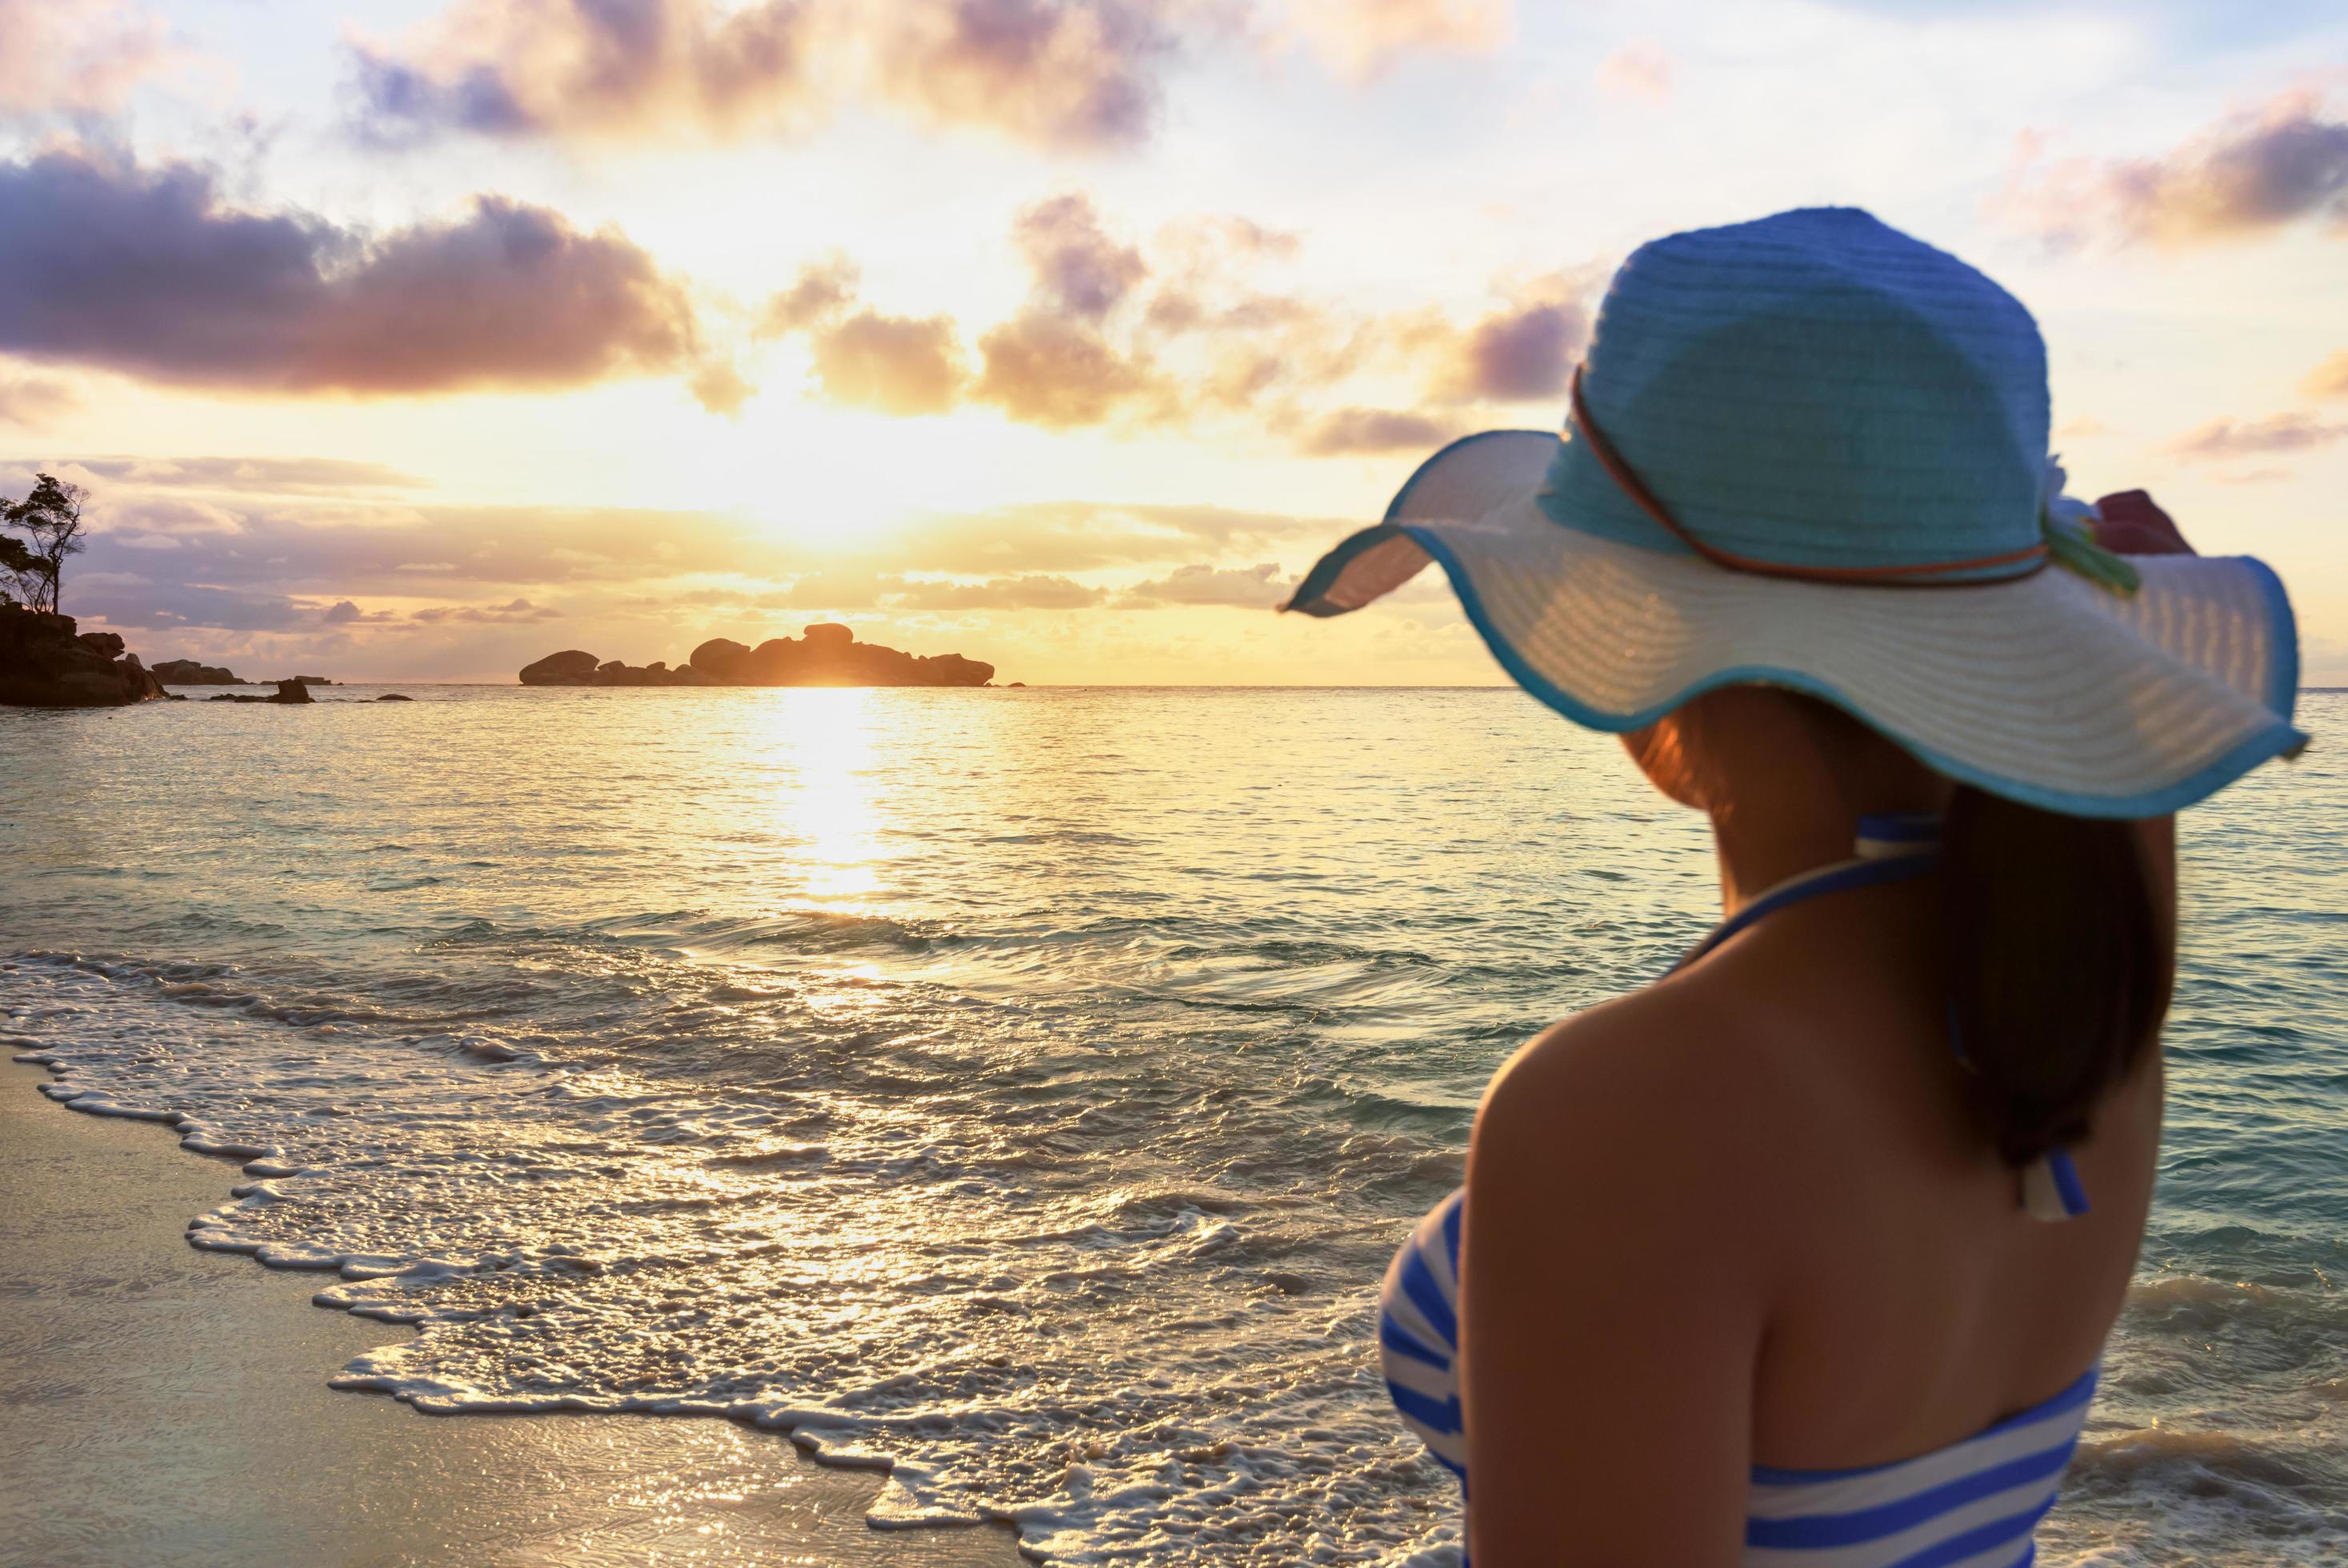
xmin=2303 ymin=350 xmax=2348 ymax=399
xmin=810 ymin=310 xmax=968 ymax=415
xmin=760 ymin=192 xmax=1599 ymax=447
xmin=975 ymin=310 xmax=1161 ymax=426
xmin=1993 ymin=91 xmax=2348 ymax=249
xmin=759 ymin=254 xmax=859 ymax=335
xmin=1121 ymin=561 xmax=1296 ymax=606
xmin=1279 ymin=0 xmax=1508 ymax=80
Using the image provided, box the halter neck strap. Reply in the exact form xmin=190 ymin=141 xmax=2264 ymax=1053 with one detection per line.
xmin=1670 ymin=814 xmax=2089 ymax=1223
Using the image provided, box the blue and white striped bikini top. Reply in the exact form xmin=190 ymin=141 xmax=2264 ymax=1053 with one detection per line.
xmin=1378 ymin=814 xmax=2099 ymax=1566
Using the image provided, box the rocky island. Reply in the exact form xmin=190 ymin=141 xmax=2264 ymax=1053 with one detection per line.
xmin=0 ymin=606 xmax=165 ymax=706
xmin=151 ymin=658 xmax=247 ymax=685
xmin=521 ymin=623 xmax=995 ymax=688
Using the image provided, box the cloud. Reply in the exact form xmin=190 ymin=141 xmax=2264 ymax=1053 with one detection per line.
xmin=893 ymin=574 xmax=1107 ymax=610
xmin=1595 ymin=41 xmax=1672 ymax=105
xmin=1427 ymin=293 xmax=1587 ymax=402
xmin=0 ymin=372 xmax=81 ymax=429
xmin=974 ymin=310 xmax=1161 ymax=426
xmin=761 ymin=191 xmax=1598 ymax=445
xmin=2054 ymin=415 xmax=2114 ymax=439
xmin=408 ymin=597 xmax=564 ymax=623
xmin=1014 ymin=193 xmax=1147 ymax=320
xmin=2166 ymin=411 xmax=2348 ymax=460
xmin=1994 ymin=92 xmax=2348 ymax=248
xmin=965 ymin=193 xmax=1162 ymax=426
xmin=74 ymin=578 xmax=317 ymax=634
xmin=354 ymin=0 xmax=1178 ymax=151
xmin=1278 ymin=0 xmax=1509 ymax=81
xmin=869 ymin=0 xmax=1182 ymax=150
xmin=1296 ymin=406 xmax=1454 ymax=454
xmin=66 ymin=456 xmax=427 ymax=494
xmin=0 ymin=0 xmax=175 ymax=116
xmin=2303 ymin=350 xmax=2348 ymax=399
xmin=1122 ymin=561 xmax=1296 ymax=606
xmin=688 ymin=360 xmax=756 ymax=416
xmin=810 ymin=310 xmax=968 ymax=414
xmin=347 ymin=0 xmax=1510 ymax=152
xmin=29 ymin=451 xmax=1394 ymax=678
xmin=0 ymin=150 xmax=699 ymax=396
xmin=760 ymin=254 xmax=859 ymax=335
xmin=349 ymin=0 xmax=821 ymax=146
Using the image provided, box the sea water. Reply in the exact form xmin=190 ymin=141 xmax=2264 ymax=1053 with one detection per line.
xmin=2 ymin=686 xmax=2341 ymax=1564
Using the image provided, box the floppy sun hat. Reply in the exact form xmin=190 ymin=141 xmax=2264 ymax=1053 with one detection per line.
xmin=1286 ymin=206 xmax=2305 ymax=818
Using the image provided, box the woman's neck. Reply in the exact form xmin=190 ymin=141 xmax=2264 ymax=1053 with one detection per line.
xmin=1710 ymin=812 xmax=1866 ymax=914
xmin=1707 ymin=778 xmax=1950 ymax=915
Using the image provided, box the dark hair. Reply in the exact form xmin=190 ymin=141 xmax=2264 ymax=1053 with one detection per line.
xmin=1939 ymin=784 xmax=2173 ymax=1165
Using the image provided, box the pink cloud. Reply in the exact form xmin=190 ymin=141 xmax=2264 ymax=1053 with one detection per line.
xmin=350 ymin=0 xmax=821 ymax=145
xmin=1014 ymin=194 xmax=1148 ymax=321
xmin=1994 ymin=91 xmax=2348 ymax=249
xmin=2166 ymin=411 xmax=2348 ymax=461
xmin=1297 ymin=406 xmax=1454 ymax=454
xmin=0 ymin=150 xmax=699 ymax=396
xmin=0 ymin=1 xmax=175 ymax=115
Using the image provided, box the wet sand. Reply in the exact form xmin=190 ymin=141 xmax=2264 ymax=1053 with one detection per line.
xmin=0 ymin=1060 xmax=1026 ymax=1568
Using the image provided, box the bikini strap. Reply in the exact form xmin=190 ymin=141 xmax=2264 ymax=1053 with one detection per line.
xmin=1946 ymin=1005 xmax=2091 ymax=1223
xmin=1682 ymin=814 xmax=2091 ymax=1224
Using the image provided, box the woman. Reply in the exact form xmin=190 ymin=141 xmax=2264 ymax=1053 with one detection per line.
xmin=1286 ymin=208 xmax=2305 ymax=1565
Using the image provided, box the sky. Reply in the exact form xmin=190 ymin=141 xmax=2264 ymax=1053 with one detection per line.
xmin=0 ymin=0 xmax=2343 ymax=686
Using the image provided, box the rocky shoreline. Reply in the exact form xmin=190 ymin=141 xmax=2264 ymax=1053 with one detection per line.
xmin=0 ymin=606 xmax=164 ymax=707
xmin=521 ymin=622 xmax=996 ymax=688
xmin=0 ymin=607 xmax=388 ymax=707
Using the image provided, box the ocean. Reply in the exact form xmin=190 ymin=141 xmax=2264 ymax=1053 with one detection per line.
xmin=2 ymin=686 xmax=2342 ymax=1564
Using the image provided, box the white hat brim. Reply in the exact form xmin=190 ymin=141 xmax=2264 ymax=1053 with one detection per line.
xmin=1286 ymin=431 xmax=2305 ymax=819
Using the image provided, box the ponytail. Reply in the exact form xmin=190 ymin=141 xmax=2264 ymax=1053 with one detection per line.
xmin=1938 ymin=785 xmax=2173 ymax=1166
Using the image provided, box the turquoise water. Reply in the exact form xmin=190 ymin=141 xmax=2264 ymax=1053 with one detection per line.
xmin=2 ymin=686 xmax=2341 ymax=1563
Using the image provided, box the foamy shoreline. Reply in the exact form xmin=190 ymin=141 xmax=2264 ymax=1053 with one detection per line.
xmin=0 ymin=1059 xmax=1026 ymax=1568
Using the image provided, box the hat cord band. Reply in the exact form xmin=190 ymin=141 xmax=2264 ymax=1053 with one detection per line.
xmin=1566 ymin=366 xmax=2052 ymax=587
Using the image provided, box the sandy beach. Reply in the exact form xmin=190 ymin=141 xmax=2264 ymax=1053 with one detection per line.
xmin=0 ymin=1060 xmax=1025 ymax=1568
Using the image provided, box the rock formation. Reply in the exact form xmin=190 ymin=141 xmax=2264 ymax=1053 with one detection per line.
xmin=522 ymin=625 xmax=996 ymax=688
xmin=518 ymin=649 xmax=602 ymax=686
xmin=152 ymin=658 xmax=246 ymax=685
xmin=0 ymin=606 xmax=165 ymax=706
xmin=202 ymin=679 xmax=316 ymax=705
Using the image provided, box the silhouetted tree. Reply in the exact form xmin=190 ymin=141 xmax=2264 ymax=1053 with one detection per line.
xmin=0 ymin=534 xmax=36 ymax=608
xmin=2 ymin=474 xmax=88 ymax=614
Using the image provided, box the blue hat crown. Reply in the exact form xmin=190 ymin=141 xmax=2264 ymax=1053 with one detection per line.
xmin=1542 ymin=207 xmax=2052 ymax=582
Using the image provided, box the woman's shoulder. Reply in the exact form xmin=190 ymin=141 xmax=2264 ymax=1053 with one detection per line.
xmin=1470 ymin=972 xmax=1843 ymax=1251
